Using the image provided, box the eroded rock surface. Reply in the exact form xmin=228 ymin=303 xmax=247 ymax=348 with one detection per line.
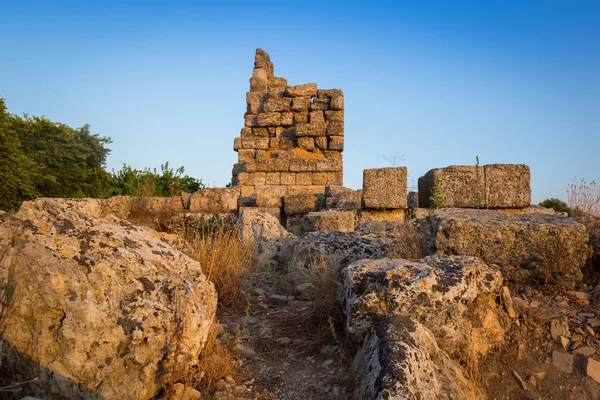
xmin=238 ymin=207 xmax=293 ymax=267
xmin=427 ymin=208 xmax=589 ymax=285
xmin=0 ymin=198 xmax=217 ymax=400
xmin=352 ymin=316 xmax=483 ymax=400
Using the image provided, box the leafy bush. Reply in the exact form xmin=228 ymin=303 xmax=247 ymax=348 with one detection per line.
xmin=539 ymin=198 xmax=570 ymax=214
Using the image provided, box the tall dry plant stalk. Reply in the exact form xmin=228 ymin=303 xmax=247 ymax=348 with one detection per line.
xmin=568 ymin=178 xmax=600 ymax=268
xmin=386 ymin=221 xmax=429 ymax=260
xmin=173 ymin=216 xmax=255 ymax=309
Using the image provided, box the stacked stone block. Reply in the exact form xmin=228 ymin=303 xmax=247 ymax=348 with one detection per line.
xmin=418 ymin=164 xmax=530 ymax=209
xmin=232 ymin=49 xmax=344 ymax=201
xmin=359 ymin=167 xmax=407 ymax=227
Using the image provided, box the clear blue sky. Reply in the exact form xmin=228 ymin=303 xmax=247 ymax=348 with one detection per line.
xmin=1 ymin=0 xmax=598 ymax=203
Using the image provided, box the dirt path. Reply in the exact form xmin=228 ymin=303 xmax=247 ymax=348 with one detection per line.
xmin=208 ymin=271 xmax=351 ymax=400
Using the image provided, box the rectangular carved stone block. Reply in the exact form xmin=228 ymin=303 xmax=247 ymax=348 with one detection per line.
xmin=484 ymin=164 xmax=531 ymax=208
xmin=240 ymin=185 xmax=255 ymax=197
xmin=267 ymin=159 xmax=290 ymax=172
xmin=284 ymin=193 xmax=322 ymax=215
xmin=324 ymin=110 xmax=344 ymax=122
xmin=292 ymin=97 xmax=311 ymax=112
xmin=297 ymin=137 xmax=315 ymax=151
xmin=280 ymin=172 xmax=296 ymax=185
xmin=256 ymin=185 xmax=288 ymax=208
xmin=315 ymin=159 xmax=342 ymax=172
xmin=233 ymin=137 xmax=241 ymax=151
xmin=281 ymin=112 xmax=293 ymax=126
xmin=301 ymin=210 xmax=356 ymax=233
xmin=189 ymin=187 xmax=240 ymax=213
xmin=315 ymin=137 xmax=328 ymax=150
xmin=363 ymin=167 xmax=408 ymax=209
xmin=286 ymin=185 xmax=327 ymax=196
xmin=244 ymin=113 xmax=258 ymax=128
xmin=246 ymin=91 xmax=264 ymax=114
xmin=238 ymin=149 xmax=256 ymax=162
xmin=290 ymin=159 xmax=317 ymax=172
xmin=317 ymin=89 xmax=343 ymax=98
xmin=328 ymin=136 xmax=344 ymax=151
xmin=325 ymin=186 xmax=361 ymax=210
xmin=252 ymin=127 xmax=269 ymax=137
xmin=269 ymin=137 xmax=280 ymax=148
xmin=323 ymin=150 xmax=342 ymax=159
xmin=330 ymin=95 xmax=344 ymax=110
xmin=249 ymin=172 xmax=267 ymax=186
xmin=240 ymin=127 xmax=253 ymax=137
xmin=309 ymin=111 xmax=325 ymax=124
xmin=293 ymin=112 xmax=308 ymax=124
xmin=295 ymin=122 xmax=327 ymax=137
xmin=241 ymin=137 xmax=269 ymax=150
xmin=285 ymin=83 xmax=318 ymax=97
xmin=296 ymin=172 xmax=312 ymax=185
xmin=262 ymin=97 xmax=292 ymax=112
xmin=417 ymin=165 xmax=485 ymax=209
xmin=310 ymin=98 xmax=330 ymax=111
xmin=326 ymin=121 xmax=344 ymax=136
xmin=265 ymin=172 xmax=281 ymax=185
xmin=257 ymin=112 xmax=281 ymax=127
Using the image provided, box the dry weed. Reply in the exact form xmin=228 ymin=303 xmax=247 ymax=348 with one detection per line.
xmin=275 ymin=254 xmax=347 ymax=355
xmin=386 ymin=221 xmax=429 ymax=260
xmin=568 ymin=178 xmax=600 ymax=270
xmin=179 ymin=217 xmax=255 ymax=309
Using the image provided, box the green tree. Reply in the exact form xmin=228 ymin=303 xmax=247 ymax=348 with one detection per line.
xmin=539 ymin=198 xmax=570 ymax=214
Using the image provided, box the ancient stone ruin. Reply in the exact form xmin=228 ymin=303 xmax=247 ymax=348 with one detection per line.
xmin=231 ymin=49 xmax=344 ymax=199
xmin=3 ymin=48 xmax=598 ymax=400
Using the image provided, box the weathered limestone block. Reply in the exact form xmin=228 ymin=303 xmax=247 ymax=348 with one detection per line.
xmin=0 ymin=199 xmax=217 ymax=400
xmin=292 ymin=97 xmax=311 ymax=111
xmin=429 ymin=208 xmax=589 ymax=285
xmin=418 ymin=165 xmax=485 ymax=209
xmin=246 ymin=92 xmax=264 ymax=114
xmin=238 ymin=207 xmax=293 ymax=267
xmin=328 ymin=136 xmax=344 ymax=151
xmin=363 ymin=167 xmax=407 ymax=209
xmin=252 ymin=127 xmax=269 ymax=137
xmin=352 ymin=316 xmax=484 ymax=400
xmin=296 ymin=172 xmax=312 ymax=185
xmin=326 ymin=121 xmax=344 ymax=136
xmin=324 ymin=110 xmax=344 ymax=122
xmin=250 ymin=68 xmax=268 ymax=91
xmin=310 ymin=98 xmax=330 ymax=111
xmin=285 ymin=83 xmax=318 ymax=98
xmin=330 ymin=95 xmax=344 ymax=110
xmin=285 ymin=214 xmax=304 ymax=236
xmin=244 ymin=113 xmax=257 ymax=127
xmin=325 ymin=186 xmax=362 ymax=210
xmin=315 ymin=136 xmax=328 ymax=150
xmin=280 ymin=111 xmax=293 ymax=126
xmin=268 ymin=76 xmax=288 ymax=88
xmin=295 ymin=122 xmax=327 ymax=137
xmin=284 ymin=193 xmax=323 ymax=215
xmin=301 ymin=210 xmax=356 ymax=233
xmin=485 ymin=164 xmax=531 ymax=208
xmin=189 ymin=187 xmax=239 ymax=214
xmin=255 ymin=185 xmax=288 ymax=208
xmin=237 ymin=149 xmax=256 ymax=163
xmin=317 ymin=89 xmax=343 ymax=98
xmin=343 ymin=256 xmax=504 ymax=351
xmin=358 ymin=208 xmax=405 ymax=228
xmin=256 ymin=112 xmax=281 ymax=127
xmin=311 ymin=172 xmax=342 ymax=186
xmin=297 ymin=137 xmax=315 ymax=151
xmin=265 ymin=172 xmax=280 ymax=185
xmin=233 ymin=137 xmax=242 ymax=151
xmin=280 ymin=172 xmax=296 ymax=185
xmin=241 ymin=137 xmax=269 ymax=150
xmin=129 ymin=197 xmax=184 ymax=223
xmin=286 ymin=185 xmax=327 ymax=196
xmin=293 ymin=112 xmax=308 ymax=124
xmin=290 ymin=159 xmax=317 ymax=172
xmin=309 ymin=110 xmax=325 ymax=123
xmin=315 ymin=159 xmax=343 ymax=172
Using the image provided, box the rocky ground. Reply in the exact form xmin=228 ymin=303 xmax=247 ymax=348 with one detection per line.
xmin=205 ymin=270 xmax=351 ymax=400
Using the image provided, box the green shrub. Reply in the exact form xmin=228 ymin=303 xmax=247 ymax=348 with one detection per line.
xmin=539 ymin=198 xmax=570 ymax=214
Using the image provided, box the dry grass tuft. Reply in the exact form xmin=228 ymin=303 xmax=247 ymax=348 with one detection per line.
xmin=275 ymin=254 xmax=347 ymax=355
xmin=569 ymin=178 xmax=600 ymax=270
xmin=177 ymin=216 xmax=255 ymax=309
xmin=386 ymin=221 xmax=429 ymax=260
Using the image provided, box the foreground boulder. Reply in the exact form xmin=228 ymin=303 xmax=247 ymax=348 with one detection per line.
xmin=427 ymin=208 xmax=588 ymax=285
xmin=343 ymin=256 xmax=504 ymax=352
xmin=352 ymin=316 xmax=483 ymax=400
xmin=0 ymin=198 xmax=217 ymax=400
xmin=345 ymin=255 xmax=504 ymax=400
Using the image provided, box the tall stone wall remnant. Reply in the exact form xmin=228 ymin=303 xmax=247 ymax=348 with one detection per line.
xmin=232 ymin=49 xmax=344 ymax=200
